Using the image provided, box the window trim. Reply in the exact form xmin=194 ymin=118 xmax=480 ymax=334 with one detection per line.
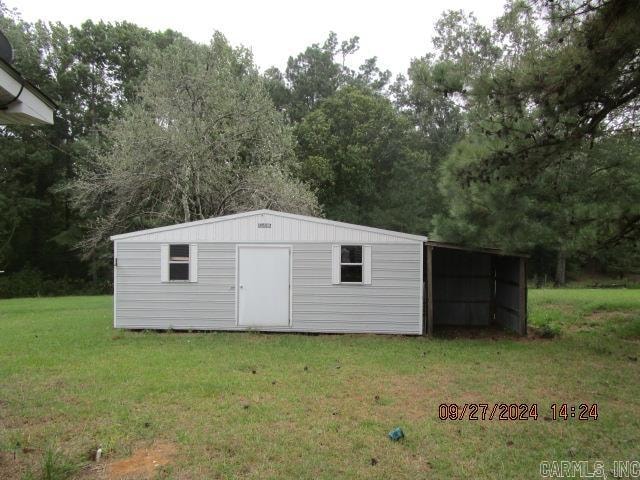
xmin=168 ymin=244 xmax=190 ymax=282
xmin=340 ymin=245 xmax=363 ymax=284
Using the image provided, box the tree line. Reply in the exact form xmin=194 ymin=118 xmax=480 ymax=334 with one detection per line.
xmin=0 ymin=0 xmax=638 ymax=295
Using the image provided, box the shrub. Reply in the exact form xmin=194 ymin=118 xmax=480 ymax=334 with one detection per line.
xmin=0 ymin=269 xmax=111 ymax=299
xmin=538 ymin=322 xmax=559 ymax=339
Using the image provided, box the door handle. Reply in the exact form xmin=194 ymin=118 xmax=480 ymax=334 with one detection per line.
xmin=239 ymin=284 xmax=244 ymax=289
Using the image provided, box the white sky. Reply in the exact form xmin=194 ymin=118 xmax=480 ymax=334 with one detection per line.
xmin=13 ymin=0 xmax=506 ymax=77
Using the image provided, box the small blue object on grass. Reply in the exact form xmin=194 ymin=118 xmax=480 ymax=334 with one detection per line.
xmin=388 ymin=427 xmax=404 ymax=441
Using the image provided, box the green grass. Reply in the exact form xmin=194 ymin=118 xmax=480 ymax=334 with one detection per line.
xmin=0 ymin=290 xmax=639 ymax=479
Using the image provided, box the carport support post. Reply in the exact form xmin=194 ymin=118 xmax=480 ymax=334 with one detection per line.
xmin=427 ymin=245 xmax=433 ymax=336
xmin=518 ymin=257 xmax=527 ymax=336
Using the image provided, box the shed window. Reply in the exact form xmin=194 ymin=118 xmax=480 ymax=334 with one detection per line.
xmin=169 ymin=244 xmax=190 ymax=280
xmin=340 ymin=245 xmax=362 ymax=283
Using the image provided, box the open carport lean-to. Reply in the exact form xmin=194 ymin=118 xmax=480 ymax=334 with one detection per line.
xmin=424 ymin=241 xmax=528 ymax=336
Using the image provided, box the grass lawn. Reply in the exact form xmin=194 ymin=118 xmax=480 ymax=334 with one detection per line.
xmin=1 ymin=289 xmax=639 ymax=479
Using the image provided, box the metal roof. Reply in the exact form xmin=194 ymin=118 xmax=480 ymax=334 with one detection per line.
xmin=426 ymin=240 xmax=529 ymax=258
xmin=110 ymin=209 xmax=428 ymax=243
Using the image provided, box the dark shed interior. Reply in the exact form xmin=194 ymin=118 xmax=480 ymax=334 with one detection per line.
xmin=424 ymin=242 xmax=527 ymax=335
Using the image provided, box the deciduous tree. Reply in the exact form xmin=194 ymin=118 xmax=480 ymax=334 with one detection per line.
xmin=71 ymin=35 xmax=319 ymax=254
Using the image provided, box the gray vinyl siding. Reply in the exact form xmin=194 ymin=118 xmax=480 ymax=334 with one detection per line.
xmin=115 ymin=242 xmax=422 ymax=334
xmin=115 ymin=243 xmax=236 ymax=329
xmin=291 ymin=243 xmax=421 ymax=334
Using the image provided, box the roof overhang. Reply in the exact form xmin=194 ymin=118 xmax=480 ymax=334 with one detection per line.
xmin=0 ymin=58 xmax=56 ymax=125
xmin=425 ymin=240 xmax=529 ymax=258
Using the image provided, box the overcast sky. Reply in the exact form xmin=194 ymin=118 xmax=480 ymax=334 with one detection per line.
xmin=14 ymin=0 xmax=505 ymax=77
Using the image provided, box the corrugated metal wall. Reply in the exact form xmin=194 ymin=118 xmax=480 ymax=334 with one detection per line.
xmin=115 ymin=242 xmax=422 ymax=334
xmin=431 ymin=249 xmax=492 ymax=326
xmin=427 ymin=245 xmax=527 ymax=334
xmin=494 ymin=256 xmax=525 ymax=334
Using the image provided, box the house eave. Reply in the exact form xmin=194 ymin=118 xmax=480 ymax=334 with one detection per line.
xmin=0 ymin=58 xmax=56 ymax=125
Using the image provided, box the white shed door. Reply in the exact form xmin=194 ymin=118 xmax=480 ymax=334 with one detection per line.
xmin=238 ymin=246 xmax=290 ymax=327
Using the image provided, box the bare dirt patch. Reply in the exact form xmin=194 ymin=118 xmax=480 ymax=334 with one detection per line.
xmin=546 ymin=303 xmax=577 ymax=315
xmin=104 ymin=441 xmax=177 ymax=480
xmin=433 ymin=325 xmax=552 ymax=341
xmin=0 ymin=451 xmax=27 ymax=480
xmin=563 ymin=310 xmax=636 ymax=334
xmin=584 ymin=310 xmax=634 ymax=322
xmin=434 ymin=326 xmax=520 ymax=340
xmin=526 ymin=326 xmax=557 ymax=340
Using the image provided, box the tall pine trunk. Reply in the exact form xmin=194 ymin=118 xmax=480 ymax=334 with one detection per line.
xmin=555 ymin=250 xmax=567 ymax=286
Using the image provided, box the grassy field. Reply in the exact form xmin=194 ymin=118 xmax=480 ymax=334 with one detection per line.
xmin=0 ymin=290 xmax=639 ymax=479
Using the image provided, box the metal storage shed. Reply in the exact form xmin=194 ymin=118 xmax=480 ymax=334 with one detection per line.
xmin=111 ymin=209 xmax=427 ymax=335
